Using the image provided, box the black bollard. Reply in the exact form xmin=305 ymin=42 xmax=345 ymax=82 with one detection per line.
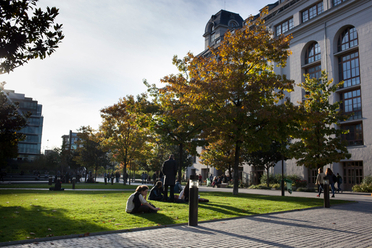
xmin=189 ymin=174 xmax=199 ymax=226
xmin=48 ymin=176 xmax=53 ymax=185
xmin=111 ymin=176 xmax=114 ymax=185
xmin=104 ymin=177 xmax=107 ymax=185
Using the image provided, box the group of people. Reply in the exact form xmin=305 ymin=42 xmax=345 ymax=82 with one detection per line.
xmin=126 ymin=154 xmax=207 ymax=214
xmin=316 ymin=168 xmax=342 ymax=198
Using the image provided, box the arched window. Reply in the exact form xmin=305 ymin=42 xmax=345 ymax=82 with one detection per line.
xmin=338 ymin=27 xmax=358 ymax=52
xmin=337 ymin=26 xmax=363 ymax=146
xmin=305 ymin=42 xmax=321 ymax=64
xmin=228 ymin=20 xmax=239 ymax=28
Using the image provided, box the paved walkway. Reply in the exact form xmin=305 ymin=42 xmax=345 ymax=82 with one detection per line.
xmin=1 ymin=187 xmax=371 ymax=248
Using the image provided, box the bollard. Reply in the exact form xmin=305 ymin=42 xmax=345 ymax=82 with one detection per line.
xmin=104 ymin=177 xmax=107 ymax=185
xmin=111 ymin=176 xmax=114 ymax=185
xmin=189 ymin=174 xmax=199 ymax=226
xmin=323 ymin=176 xmax=330 ymax=208
xmin=72 ymin=177 xmax=76 ymax=189
xmin=48 ymin=176 xmax=53 ymax=185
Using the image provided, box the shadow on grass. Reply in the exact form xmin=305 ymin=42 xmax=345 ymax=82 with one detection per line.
xmin=0 ymin=205 xmax=112 ymax=243
xmin=199 ymin=202 xmax=254 ymax=216
xmin=129 ymin=212 xmax=177 ymax=226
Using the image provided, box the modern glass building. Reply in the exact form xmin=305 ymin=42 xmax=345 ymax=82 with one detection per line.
xmin=4 ymin=90 xmax=43 ymax=161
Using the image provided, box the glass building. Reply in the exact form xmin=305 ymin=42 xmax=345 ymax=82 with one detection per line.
xmin=4 ymin=90 xmax=43 ymax=161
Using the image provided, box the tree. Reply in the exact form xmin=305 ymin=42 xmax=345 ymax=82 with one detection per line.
xmin=200 ymin=139 xmax=237 ymax=180
xmin=0 ymin=0 xmax=64 ymax=74
xmin=74 ymin=126 xmax=109 ymax=182
xmin=100 ymin=94 xmax=153 ymax=185
xmin=0 ymin=83 xmax=30 ymax=167
xmin=145 ymin=79 xmax=204 ymax=182
xmin=244 ymin=141 xmax=283 ymax=187
xmin=290 ymin=71 xmax=351 ymax=169
xmin=165 ymin=10 xmax=293 ymax=195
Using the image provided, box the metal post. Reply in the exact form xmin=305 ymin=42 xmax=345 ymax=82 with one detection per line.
xmin=189 ymin=170 xmax=199 ymax=226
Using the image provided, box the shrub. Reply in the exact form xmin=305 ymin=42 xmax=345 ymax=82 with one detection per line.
xmin=362 ymin=175 xmax=372 ymax=185
xmin=352 ymin=178 xmax=372 ymax=193
xmin=260 ymin=174 xmax=277 ymax=185
xmin=297 ymin=187 xmax=317 ymax=192
xmin=248 ymin=184 xmax=271 ymax=190
xmin=259 ymin=174 xmax=307 ymax=188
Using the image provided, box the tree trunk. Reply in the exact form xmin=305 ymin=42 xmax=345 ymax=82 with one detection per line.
xmin=266 ymin=166 xmax=270 ymax=188
xmin=233 ymin=141 xmax=241 ymax=195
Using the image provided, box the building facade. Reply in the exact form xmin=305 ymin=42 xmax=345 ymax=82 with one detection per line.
xmin=190 ymin=0 xmax=372 ymax=190
xmin=61 ymin=130 xmax=79 ymax=150
xmin=3 ymin=89 xmax=43 ymax=161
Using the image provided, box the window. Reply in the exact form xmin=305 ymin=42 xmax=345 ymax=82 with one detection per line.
xmin=228 ymin=20 xmax=239 ymax=28
xmin=340 ymin=89 xmax=362 ymax=120
xmin=306 ymin=64 xmax=322 ymax=79
xmin=305 ymin=42 xmax=321 ymax=64
xmin=338 ymin=27 xmax=358 ymax=52
xmin=275 ymin=18 xmax=294 ymax=36
xmin=342 ymin=122 xmax=363 ymax=146
xmin=302 ymin=2 xmax=323 ymax=23
xmin=338 ymin=51 xmax=360 ymax=88
xmin=333 ymin=0 xmax=348 ymax=7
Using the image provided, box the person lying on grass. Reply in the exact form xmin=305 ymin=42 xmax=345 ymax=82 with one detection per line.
xmin=126 ymin=185 xmax=160 ymax=214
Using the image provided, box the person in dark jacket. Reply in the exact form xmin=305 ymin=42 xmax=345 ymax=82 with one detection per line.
xmin=325 ymin=168 xmax=336 ymax=198
xmin=149 ymin=181 xmax=164 ymax=201
xmin=162 ymin=154 xmax=177 ymax=202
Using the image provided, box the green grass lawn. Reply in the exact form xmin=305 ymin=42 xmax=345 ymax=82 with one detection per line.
xmin=0 ymin=183 xmax=138 ymax=190
xmin=0 ymin=190 xmax=349 ymax=243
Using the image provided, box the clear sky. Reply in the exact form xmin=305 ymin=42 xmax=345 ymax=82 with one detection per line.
xmin=2 ymin=0 xmax=275 ymax=151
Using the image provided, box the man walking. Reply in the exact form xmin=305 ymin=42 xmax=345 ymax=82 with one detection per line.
xmin=162 ymin=154 xmax=177 ymax=202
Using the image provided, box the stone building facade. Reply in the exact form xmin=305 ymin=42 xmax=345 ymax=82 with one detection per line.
xmin=188 ymin=0 xmax=371 ymax=190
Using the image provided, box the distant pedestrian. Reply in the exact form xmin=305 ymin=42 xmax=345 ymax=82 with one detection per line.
xmin=325 ymin=168 xmax=336 ymax=198
xmin=336 ymin=173 xmax=342 ymax=193
xmin=316 ymin=168 xmax=325 ymax=197
xmin=162 ymin=154 xmax=177 ymax=202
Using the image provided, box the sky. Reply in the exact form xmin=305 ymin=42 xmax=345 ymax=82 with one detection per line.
xmin=2 ymin=0 xmax=275 ymax=151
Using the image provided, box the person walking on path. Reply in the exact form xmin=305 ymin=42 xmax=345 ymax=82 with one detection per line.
xmin=336 ymin=173 xmax=342 ymax=193
xmin=316 ymin=168 xmax=325 ymax=197
xmin=326 ymin=168 xmax=336 ymax=198
xmin=162 ymin=154 xmax=177 ymax=202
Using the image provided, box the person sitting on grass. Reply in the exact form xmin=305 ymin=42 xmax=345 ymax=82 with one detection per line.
xmin=177 ymin=180 xmax=209 ymax=203
xmin=126 ymin=185 xmax=160 ymax=214
xmin=149 ymin=181 xmax=164 ymax=201
xmin=49 ymin=179 xmax=64 ymax=191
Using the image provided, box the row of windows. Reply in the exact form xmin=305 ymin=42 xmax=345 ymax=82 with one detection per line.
xmin=18 ymin=143 xmax=40 ymax=154
xmin=22 ymin=135 xmax=41 ymax=143
xmin=27 ymin=117 xmax=43 ymax=126
xmin=20 ymin=126 xmax=42 ymax=135
xmin=20 ymin=101 xmax=37 ymax=110
xmin=302 ymin=26 xmax=362 ymax=147
xmin=276 ymin=0 xmax=349 ymax=36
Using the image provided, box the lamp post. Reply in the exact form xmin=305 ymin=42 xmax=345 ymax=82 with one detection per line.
xmin=189 ymin=170 xmax=199 ymax=226
xmin=323 ymin=176 xmax=330 ymax=208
